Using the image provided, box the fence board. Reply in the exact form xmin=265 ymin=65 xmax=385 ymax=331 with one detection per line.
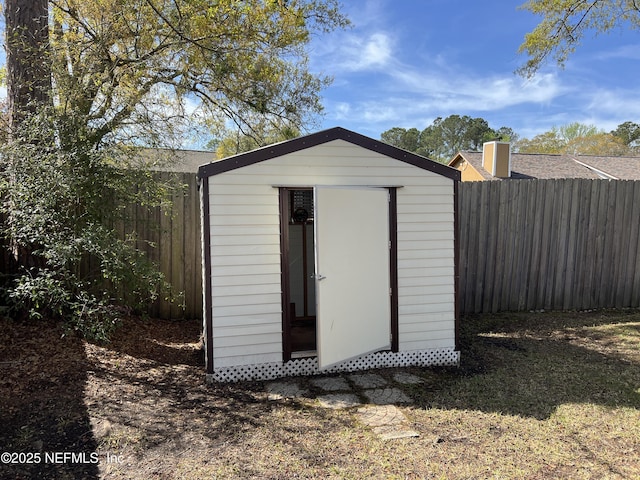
xmin=491 ymin=182 xmax=508 ymax=312
xmin=581 ymin=180 xmax=598 ymax=309
xmin=183 ymin=174 xmax=201 ymax=319
xmin=506 ymin=182 xmax=520 ymax=310
xmin=484 ymin=182 xmax=501 ymax=312
xmin=515 ymin=181 xmax=533 ymax=310
xmin=600 ymin=181 xmax=616 ymax=307
xmin=538 ymin=180 xmax=556 ymax=309
xmin=170 ymin=184 xmax=185 ymax=318
xmin=525 ymin=180 xmax=544 ymax=310
xmin=627 ymin=182 xmax=640 ymax=306
xmin=562 ymin=179 xmax=579 ymax=310
xmin=614 ymin=182 xmax=632 ymax=307
xmin=110 ymin=172 xmax=202 ymax=320
xmin=457 ymin=182 xmax=470 ymax=314
xmin=474 ymin=182 xmax=490 ymax=313
xmin=574 ymin=180 xmax=590 ymax=309
xmin=466 ymin=181 xmax=481 ymax=313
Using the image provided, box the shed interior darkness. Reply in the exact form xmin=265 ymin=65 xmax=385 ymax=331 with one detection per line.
xmin=287 ymin=189 xmax=317 ymax=355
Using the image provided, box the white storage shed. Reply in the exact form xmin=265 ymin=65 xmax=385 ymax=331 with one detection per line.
xmin=198 ymin=127 xmax=460 ymax=382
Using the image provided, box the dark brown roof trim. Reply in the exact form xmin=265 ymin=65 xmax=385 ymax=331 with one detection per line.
xmin=200 ymin=176 xmax=214 ymax=375
xmin=197 ymin=127 xmax=461 ymax=181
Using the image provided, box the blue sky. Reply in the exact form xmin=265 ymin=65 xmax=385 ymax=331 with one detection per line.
xmin=1 ymin=1 xmax=638 ymax=146
xmin=309 ymin=0 xmax=640 ymax=141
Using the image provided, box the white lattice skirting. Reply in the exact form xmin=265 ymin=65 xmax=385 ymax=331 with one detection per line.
xmin=207 ymin=348 xmax=460 ymax=383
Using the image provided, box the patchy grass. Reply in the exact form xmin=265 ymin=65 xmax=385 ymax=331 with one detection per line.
xmin=0 ymin=310 xmax=639 ymax=479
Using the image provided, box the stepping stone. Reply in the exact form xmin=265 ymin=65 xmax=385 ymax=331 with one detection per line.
xmin=310 ymin=376 xmax=350 ymax=392
xmin=392 ymin=372 xmax=424 ymax=385
xmin=317 ymin=393 xmax=361 ymax=409
xmin=357 ymin=404 xmax=405 ymax=427
xmin=266 ymin=381 xmax=307 ymax=400
xmin=348 ymin=373 xmax=387 ymax=388
xmin=363 ymin=387 xmax=412 ymax=405
xmin=356 ymin=405 xmax=419 ymax=440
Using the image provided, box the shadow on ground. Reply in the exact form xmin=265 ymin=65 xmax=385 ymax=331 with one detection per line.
xmin=414 ymin=310 xmax=640 ymax=420
xmin=1 ymin=310 xmax=638 ymax=478
xmin=81 ymin=316 xmax=358 ymax=477
xmin=0 ymin=317 xmax=99 ymax=480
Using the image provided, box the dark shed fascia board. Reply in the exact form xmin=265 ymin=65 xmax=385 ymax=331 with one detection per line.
xmin=200 ymin=177 xmax=214 ymax=375
xmin=453 ymin=179 xmax=460 ymax=352
xmin=197 ymin=127 xmax=461 ymax=182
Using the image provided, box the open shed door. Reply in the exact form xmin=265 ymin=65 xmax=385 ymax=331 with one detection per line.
xmin=314 ymin=186 xmax=391 ymax=370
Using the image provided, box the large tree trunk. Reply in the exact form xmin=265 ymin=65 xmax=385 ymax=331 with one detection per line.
xmin=4 ymin=0 xmax=51 ymax=269
xmin=4 ymin=0 xmax=51 ymax=132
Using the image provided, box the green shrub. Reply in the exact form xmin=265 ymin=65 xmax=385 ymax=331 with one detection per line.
xmin=1 ymin=110 xmax=174 ymax=341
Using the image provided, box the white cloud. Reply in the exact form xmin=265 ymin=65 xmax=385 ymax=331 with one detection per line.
xmin=330 ymin=32 xmax=394 ymax=72
xmin=577 ymin=88 xmax=640 ymax=133
xmin=361 ymin=33 xmax=393 ymax=68
xmin=321 ymin=67 xmax=572 ymax=139
xmin=331 ymin=102 xmax=352 ymax=120
xmin=310 ymin=0 xmax=395 ymax=74
xmin=593 ymin=44 xmax=640 ymax=61
xmin=389 ymin=66 xmax=563 ymax=110
xmin=324 ymin=65 xmax=565 ymax=131
xmin=587 ymin=89 xmax=640 ymax=117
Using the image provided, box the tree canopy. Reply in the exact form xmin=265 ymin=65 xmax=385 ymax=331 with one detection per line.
xmin=380 ymin=115 xmax=517 ymax=163
xmin=518 ymin=0 xmax=640 ymax=77
xmin=211 ymin=118 xmax=301 ymax=157
xmin=45 ymin=0 xmax=348 ymax=149
xmin=381 ymin=119 xmax=639 ymax=160
xmin=611 ymin=121 xmax=640 ymax=149
xmin=515 ymin=121 xmax=636 ymax=155
xmin=1 ymin=0 xmax=348 ymax=338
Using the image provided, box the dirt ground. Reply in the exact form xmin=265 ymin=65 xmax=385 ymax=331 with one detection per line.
xmin=0 ymin=310 xmax=639 ymax=479
xmin=0 ymin=315 xmax=208 ymax=479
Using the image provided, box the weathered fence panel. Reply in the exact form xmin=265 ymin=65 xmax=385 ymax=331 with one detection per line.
xmin=121 ymin=172 xmax=202 ymax=320
xmin=458 ymin=179 xmax=640 ymax=313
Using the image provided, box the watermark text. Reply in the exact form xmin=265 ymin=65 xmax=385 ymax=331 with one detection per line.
xmin=1 ymin=451 xmax=124 ymax=465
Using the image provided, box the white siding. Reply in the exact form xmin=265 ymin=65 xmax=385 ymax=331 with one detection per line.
xmin=207 ymin=139 xmax=456 ymax=367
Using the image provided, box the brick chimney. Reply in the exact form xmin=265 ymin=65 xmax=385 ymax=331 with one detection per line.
xmin=482 ymin=141 xmax=511 ymax=178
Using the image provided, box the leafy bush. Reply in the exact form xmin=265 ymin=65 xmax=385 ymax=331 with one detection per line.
xmin=0 ymin=110 xmax=175 ymax=341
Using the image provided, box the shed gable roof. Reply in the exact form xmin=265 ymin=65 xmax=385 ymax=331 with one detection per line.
xmin=198 ymin=127 xmax=460 ymax=181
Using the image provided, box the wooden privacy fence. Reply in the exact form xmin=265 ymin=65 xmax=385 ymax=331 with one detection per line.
xmin=458 ymin=179 xmax=640 ymax=313
xmin=122 ymin=172 xmax=202 ymax=319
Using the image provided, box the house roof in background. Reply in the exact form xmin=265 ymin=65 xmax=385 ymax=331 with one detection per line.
xmin=147 ymin=148 xmax=216 ymax=173
xmin=569 ymin=155 xmax=640 ymax=180
xmin=451 ymin=151 xmax=640 ymax=180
